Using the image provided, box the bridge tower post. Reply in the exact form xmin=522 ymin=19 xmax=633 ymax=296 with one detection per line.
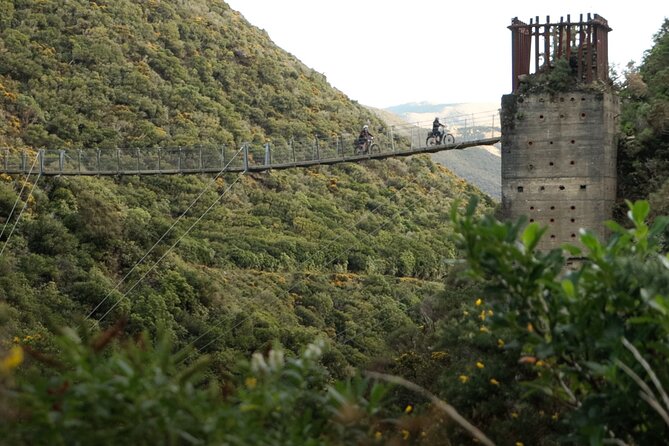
xmin=501 ymin=14 xmax=618 ymax=250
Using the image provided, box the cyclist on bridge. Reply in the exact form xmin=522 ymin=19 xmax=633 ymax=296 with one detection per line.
xmin=432 ymin=117 xmax=447 ymax=142
xmin=357 ymin=125 xmax=374 ymax=151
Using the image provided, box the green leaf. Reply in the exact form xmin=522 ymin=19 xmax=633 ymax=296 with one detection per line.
xmin=584 ymin=361 xmax=609 ymax=376
xmin=579 ymin=230 xmax=601 ymax=254
xmin=629 ymin=200 xmax=650 ymax=225
xmin=561 ymin=279 xmax=576 ymax=299
xmin=561 ymin=243 xmax=582 ymax=256
xmin=465 ymin=195 xmax=479 ymax=217
xmin=649 ymin=296 xmax=669 ymax=315
xmin=649 ymin=216 xmax=669 ymax=241
xmin=521 ymin=222 xmax=543 ymax=251
xmin=604 ymin=220 xmax=626 ymax=234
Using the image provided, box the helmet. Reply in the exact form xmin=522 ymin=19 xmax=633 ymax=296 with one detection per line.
xmin=363 ymin=125 xmax=368 ymax=130
xmin=434 ymin=117 xmax=439 ymax=121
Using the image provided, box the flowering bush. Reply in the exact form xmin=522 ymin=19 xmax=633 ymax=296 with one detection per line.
xmin=452 ymin=198 xmax=669 ymax=444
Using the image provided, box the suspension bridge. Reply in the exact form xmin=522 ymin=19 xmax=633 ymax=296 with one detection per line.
xmin=0 ymin=114 xmax=500 ymax=176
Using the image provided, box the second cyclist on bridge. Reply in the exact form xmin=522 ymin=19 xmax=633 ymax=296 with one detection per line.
xmin=427 ymin=117 xmax=455 ymax=146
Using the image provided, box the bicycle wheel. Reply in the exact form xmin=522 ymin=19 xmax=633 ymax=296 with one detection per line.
xmin=369 ymin=143 xmax=380 ymax=154
xmin=443 ymin=134 xmax=455 ymax=144
xmin=426 ymin=135 xmax=437 ymax=146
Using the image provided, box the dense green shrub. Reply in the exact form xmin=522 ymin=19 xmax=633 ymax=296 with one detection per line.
xmin=452 ymin=198 xmax=669 ymax=444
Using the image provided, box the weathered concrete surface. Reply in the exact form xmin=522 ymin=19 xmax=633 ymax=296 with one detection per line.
xmin=500 ymin=91 xmax=619 ymax=250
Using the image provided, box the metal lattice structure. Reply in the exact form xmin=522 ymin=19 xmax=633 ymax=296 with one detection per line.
xmin=509 ymin=13 xmax=611 ymax=92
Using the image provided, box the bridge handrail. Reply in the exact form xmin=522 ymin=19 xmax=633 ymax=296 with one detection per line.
xmin=0 ymin=112 xmax=500 ymax=176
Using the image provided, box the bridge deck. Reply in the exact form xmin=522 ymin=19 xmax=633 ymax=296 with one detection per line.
xmin=0 ymin=137 xmax=500 ymax=176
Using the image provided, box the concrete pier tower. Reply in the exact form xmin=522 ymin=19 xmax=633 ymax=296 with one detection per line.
xmin=500 ymin=14 xmax=619 ymax=250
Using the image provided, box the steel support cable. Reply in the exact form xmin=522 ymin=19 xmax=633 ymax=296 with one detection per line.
xmin=84 ymin=148 xmax=244 ymax=320
xmin=94 ymin=169 xmax=247 ymax=324
xmin=188 ymin=178 xmax=432 ymax=357
xmin=0 ymin=155 xmax=38 ymax=250
xmin=0 ymin=157 xmax=41 ymax=257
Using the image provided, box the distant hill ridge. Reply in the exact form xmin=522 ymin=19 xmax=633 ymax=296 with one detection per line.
xmin=386 ymin=102 xmax=462 ymax=115
xmin=367 ymin=103 xmax=502 ymax=200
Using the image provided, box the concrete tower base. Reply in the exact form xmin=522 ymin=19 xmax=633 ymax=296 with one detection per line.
xmin=500 ymin=91 xmax=619 ymax=250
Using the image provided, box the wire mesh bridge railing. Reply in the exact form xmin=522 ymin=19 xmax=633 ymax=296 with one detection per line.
xmin=0 ymin=114 xmax=500 ymax=176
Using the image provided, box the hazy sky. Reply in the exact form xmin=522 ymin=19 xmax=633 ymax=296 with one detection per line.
xmin=224 ymin=0 xmax=666 ymax=109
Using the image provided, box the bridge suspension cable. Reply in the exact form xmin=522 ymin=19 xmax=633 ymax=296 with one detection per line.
xmin=85 ymin=147 xmax=245 ymax=323
xmin=95 ymin=170 xmax=247 ymax=324
xmin=0 ymin=155 xmax=41 ymax=257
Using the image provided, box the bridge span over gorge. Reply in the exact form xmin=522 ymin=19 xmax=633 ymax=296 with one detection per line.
xmin=0 ymin=114 xmax=501 ymax=176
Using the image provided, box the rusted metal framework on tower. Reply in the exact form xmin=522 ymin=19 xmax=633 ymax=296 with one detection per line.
xmin=509 ymin=13 xmax=611 ymax=92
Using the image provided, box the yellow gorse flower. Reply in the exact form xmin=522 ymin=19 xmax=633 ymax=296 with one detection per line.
xmin=475 ymin=298 xmax=483 ymax=306
xmin=401 ymin=429 xmax=410 ymax=440
xmin=497 ymin=338 xmax=505 ymax=348
xmin=476 ymin=361 xmax=485 ymax=369
xmin=490 ymin=378 xmax=500 ymax=386
xmin=430 ymin=351 xmax=447 ymax=360
xmin=404 ymin=404 xmax=413 ymax=414
xmin=458 ymin=374 xmax=469 ymax=383
xmin=0 ymin=345 xmax=24 ymax=375
xmin=244 ymin=377 xmax=257 ymax=390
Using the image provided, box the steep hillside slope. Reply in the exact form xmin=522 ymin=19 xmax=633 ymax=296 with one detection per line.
xmin=0 ymin=0 xmax=382 ymax=150
xmin=0 ymin=157 xmax=491 ymax=371
xmin=0 ymin=0 xmax=494 ymax=371
xmin=431 ymin=147 xmax=501 ymax=200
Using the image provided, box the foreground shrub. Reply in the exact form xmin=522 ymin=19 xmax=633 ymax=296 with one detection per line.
xmin=452 ymin=198 xmax=669 ymax=445
xmin=0 ymin=322 xmax=461 ymax=445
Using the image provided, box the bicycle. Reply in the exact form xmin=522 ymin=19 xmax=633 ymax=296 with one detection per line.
xmin=355 ymin=136 xmax=380 ymax=155
xmin=426 ymin=125 xmax=455 ymax=146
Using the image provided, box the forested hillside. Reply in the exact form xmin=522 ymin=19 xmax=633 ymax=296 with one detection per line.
xmin=0 ymin=0 xmax=500 ymax=354
xmin=0 ymin=3 xmax=516 ymax=443
xmin=0 ymin=0 xmax=384 ymax=150
xmin=6 ymin=2 xmax=668 ymax=445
